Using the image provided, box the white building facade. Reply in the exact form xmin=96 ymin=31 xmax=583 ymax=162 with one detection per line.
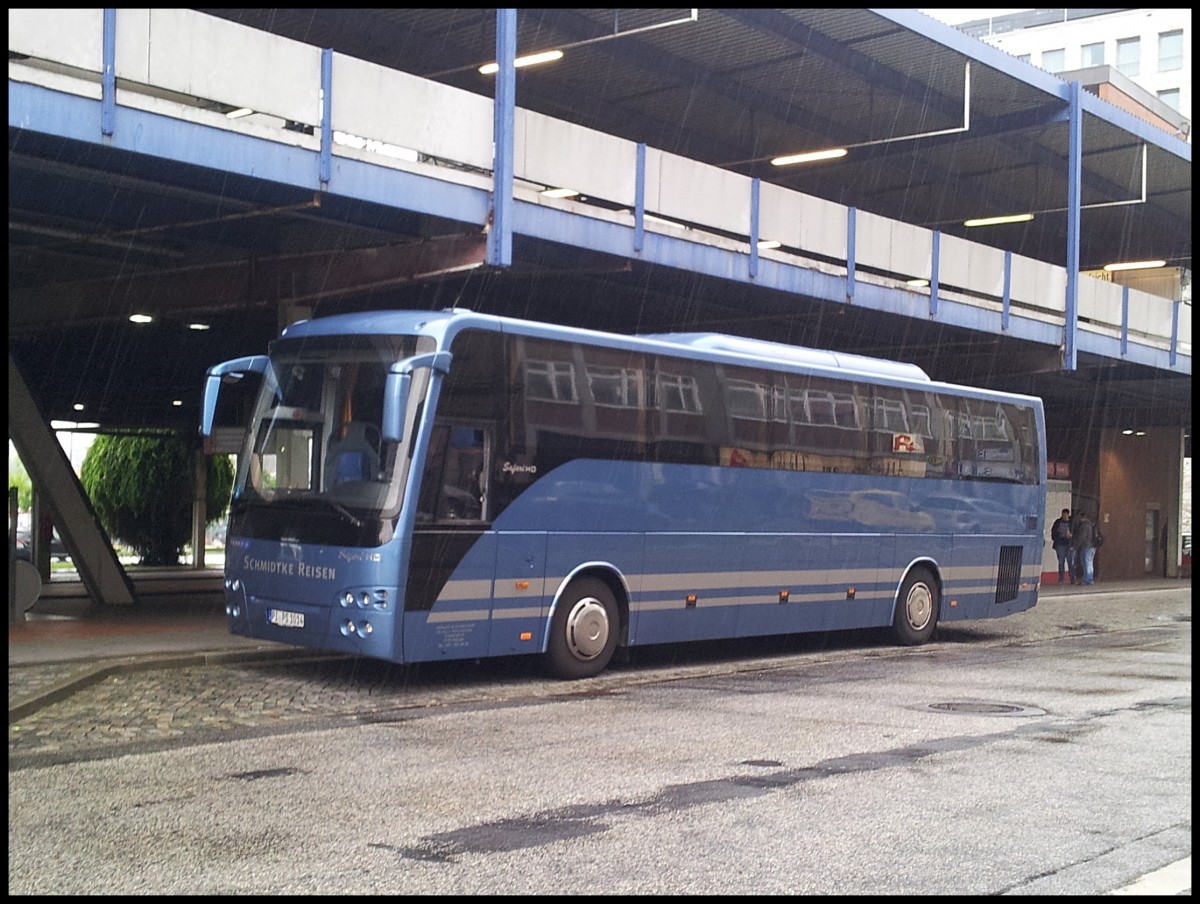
xmin=960 ymin=9 xmax=1190 ymax=131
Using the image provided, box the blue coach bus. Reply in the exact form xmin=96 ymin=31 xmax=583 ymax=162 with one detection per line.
xmin=201 ymin=308 xmax=1045 ymax=679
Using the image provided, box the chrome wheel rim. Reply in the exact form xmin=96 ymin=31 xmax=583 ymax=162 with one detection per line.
xmin=905 ymin=582 xmax=934 ymax=631
xmin=565 ymin=596 xmax=610 ymax=660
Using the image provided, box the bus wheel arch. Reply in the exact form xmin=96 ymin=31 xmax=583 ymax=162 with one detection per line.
xmin=892 ymin=562 xmax=941 ymax=646
xmin=544 ymin=568 xmax=627 ymax=680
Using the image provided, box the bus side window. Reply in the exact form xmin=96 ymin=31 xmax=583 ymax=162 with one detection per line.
xmin=418 ymin=424 xmax=488 ymax=522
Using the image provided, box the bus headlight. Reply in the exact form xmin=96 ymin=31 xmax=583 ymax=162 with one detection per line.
xmin=338 ymin=619 xmax=373 ymax=639
xmin=336 ymin=587 xmax=394 ymax=610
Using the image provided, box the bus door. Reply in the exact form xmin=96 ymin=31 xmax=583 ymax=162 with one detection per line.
xmin=405 ymin=422 xmax=497 ymax=662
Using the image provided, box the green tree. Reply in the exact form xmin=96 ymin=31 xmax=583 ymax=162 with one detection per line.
xmin=8 ymin=449 xmax=33 ymax=512
xmin=80 ymin=432 xmax=234 ymax=566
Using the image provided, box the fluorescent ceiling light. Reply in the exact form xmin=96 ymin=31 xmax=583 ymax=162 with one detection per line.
xmin=541 ymin=187 xmax=579 ymax=199
xmin=771 ymin=148 xmax=848 ymax=166
xmin=757 ymin=239 xmax=782 ymax=250
xmin=906 ymin=278 xmax=930 ymax=288
xmin=225 ymin=107 xmax=254 ymax=119
xmin=188 ymin=322 xmax=211 ymax=331
xmin=172 ymin=400 xmax=183 ymax=407
xmin=73 ymin=403 xmax=85 ymax=411
xmin=1103 ymin=259 xmax=1166 ymax=272
xmin=479 ymin=49 xmax=564 ymax=75
xmin=963 ymin=213 xmax=1034 ymax=227
xmin=129 ymin=313 xmax=153 ymax=324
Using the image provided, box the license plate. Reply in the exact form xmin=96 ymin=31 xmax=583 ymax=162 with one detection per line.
xmin=267 ymin=608 xmax=305 ymax=628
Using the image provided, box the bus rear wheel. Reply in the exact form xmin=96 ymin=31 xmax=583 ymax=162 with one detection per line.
xmin=892 ymin=567 xmax=939 ymax=645
xmin=545 ymin=577 xmax=618 ymax=680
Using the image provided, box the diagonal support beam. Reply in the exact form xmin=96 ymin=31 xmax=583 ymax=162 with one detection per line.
xmin=8 ymin=355 xmax=137 ymax=607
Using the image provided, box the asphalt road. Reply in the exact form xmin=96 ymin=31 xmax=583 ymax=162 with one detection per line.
xmin=7 ymin=583 xmax=1191 ymax=895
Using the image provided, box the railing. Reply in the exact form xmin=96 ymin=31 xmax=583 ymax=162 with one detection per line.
xmin=8 ymin=8 xmax=1190 ymax=366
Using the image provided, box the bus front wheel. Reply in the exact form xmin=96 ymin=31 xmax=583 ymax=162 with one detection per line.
xmin=545 ymin=577 xmax=618 ymax=680
xmin=892 ymin=567 xmax=939 ymax=645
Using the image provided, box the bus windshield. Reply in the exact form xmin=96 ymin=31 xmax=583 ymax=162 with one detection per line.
xmin=229 ymin=333 xmax=433 ymax=547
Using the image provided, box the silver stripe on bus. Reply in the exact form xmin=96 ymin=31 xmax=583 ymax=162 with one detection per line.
xmin=436 ymin=558 xmax=1040 ymax=613
xmin=434 ymin=579 xmax=494 ymax=601
xmin=492 ymin=582 xmax=545 ymax=601
xmin=490 ymin=606 xmax=545 ymax=620
xmin=425 ymin=608 xmax=491 ymax=623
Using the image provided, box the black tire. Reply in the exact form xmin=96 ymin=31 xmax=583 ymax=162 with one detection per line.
xmin=545 ymin=577 xmax=619 ymax=679
xmin=892 ymin=567 xmax=939 ymax=645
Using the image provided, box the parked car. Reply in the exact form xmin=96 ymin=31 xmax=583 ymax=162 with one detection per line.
xmin=11 ymin=529 xmax=70 ymax=562
xmin=924 ymin=494 xmax=1024 ymax=534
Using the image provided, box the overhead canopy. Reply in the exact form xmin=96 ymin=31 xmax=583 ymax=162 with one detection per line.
xmin=8 ymin=9 xmax=1191 ymax=434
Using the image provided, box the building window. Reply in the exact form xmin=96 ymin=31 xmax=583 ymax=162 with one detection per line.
xmin=1157 ymin=88 xmax=1181 ymax=111
xmin=1042 ymin=48 xmax=1065 ymax=73
xmin=1081 ymin=42 xmax=1105 ymax=67
xmin=1158 ymin=30 xmax=1183 ymax=72
xmin=1116 ymin=37 xmax=1140 ymax=77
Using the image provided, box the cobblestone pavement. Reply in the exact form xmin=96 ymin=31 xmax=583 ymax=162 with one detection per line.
xmin=7 ymin=641 xmax=861 ymax=764
xmin=9 ymin=655 xmax=503 ymax=760
xmin=8 ymin=662 xmax=79 ymax=707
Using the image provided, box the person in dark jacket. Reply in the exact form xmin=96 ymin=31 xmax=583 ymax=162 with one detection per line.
xmin=1070 ymin=511 xmax=1096 ymax=586
xmin=1049 ymin=508 xmax=1074 ymax=583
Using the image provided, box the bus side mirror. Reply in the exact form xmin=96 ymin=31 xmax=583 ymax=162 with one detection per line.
xmin=382 ymin=351 xmax=452 ymax=443
xmin=200 ymin=355 xmax=269 ymax=437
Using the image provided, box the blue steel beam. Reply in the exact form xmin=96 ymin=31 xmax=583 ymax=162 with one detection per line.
xmin=7 ymin=70 xmax=1187 ymax=378
xmin=487 ymin=8 xmax=515 ymax=269
xmin=1063 ymin=82 xmax=1083 ymax=372
xmin=101 ymin=8 xmax=115 ymax=137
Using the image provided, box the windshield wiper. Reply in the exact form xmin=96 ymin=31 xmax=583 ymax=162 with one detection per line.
xmin=295 ymin=496 xmax=365 ymax=528
xmin=245 ymin=494 xmax=364 ymax=528
xmin=322 ymin=498 xmax=363 ymax=528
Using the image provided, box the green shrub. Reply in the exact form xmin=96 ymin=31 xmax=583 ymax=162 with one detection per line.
xmin=8 ymin=452 xmax=33 ymax=512
xmin=81 ymin=432 xmax=233 ymax=566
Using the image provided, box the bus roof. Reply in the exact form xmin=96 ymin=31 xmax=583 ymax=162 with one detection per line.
xmin=639 ymin=332 xmax=931 ymax=382
xmin=277 ymin=309 xmax=1042 ymax=402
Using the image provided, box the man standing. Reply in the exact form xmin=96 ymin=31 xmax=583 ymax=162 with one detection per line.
xmin=1049 ymin=508 xmax=1074 ymax=584
xmin=1161 ymin=525 xmax=1169 ymax=578
xmin=1071 ymin=511 xmax=1096 ymax=586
